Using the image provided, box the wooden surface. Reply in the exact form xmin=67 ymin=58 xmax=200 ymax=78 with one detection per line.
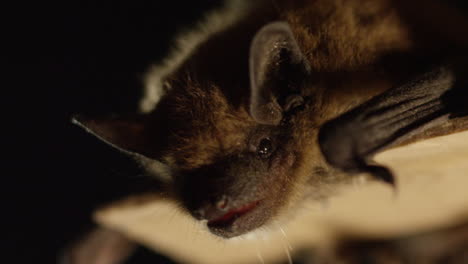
xmin=95 ymin=130 xmax=468 ymax=264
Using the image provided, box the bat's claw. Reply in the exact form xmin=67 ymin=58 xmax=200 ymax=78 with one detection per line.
xmin=364 ymin=164 xmax=396 ymax=188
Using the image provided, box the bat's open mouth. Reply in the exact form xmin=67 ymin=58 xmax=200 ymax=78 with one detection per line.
xmin=207 ymin=200 xmax=262 ymax=237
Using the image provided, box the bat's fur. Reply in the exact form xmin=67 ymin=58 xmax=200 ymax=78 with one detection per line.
xmin=72 ymin=0 xmax=468 ymax=262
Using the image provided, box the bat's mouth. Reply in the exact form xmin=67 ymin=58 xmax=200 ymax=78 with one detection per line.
xmin=207 ymin=200 xmax=263 ymax=238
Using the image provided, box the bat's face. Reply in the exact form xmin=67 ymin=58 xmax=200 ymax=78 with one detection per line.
xmin=159 ymin=78 xmax=324 ymax=238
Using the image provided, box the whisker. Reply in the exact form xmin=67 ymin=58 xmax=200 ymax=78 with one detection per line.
xmin=284 ymin=244 xmax=293 ymax=264
xmin=277 ymin=223 xmax=293 ymax=251
xmin=256 ymin=250 xmax=265 ymax=264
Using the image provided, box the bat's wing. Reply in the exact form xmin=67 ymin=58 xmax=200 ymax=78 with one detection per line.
xmin=319 ymin=64 xmax=468 ymax=185
xmin=394 ymin=115 xmax=468 ymax=147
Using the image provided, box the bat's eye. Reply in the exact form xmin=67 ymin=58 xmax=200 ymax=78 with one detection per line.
xmin=257 ymin=138 xmax=273 ymax=158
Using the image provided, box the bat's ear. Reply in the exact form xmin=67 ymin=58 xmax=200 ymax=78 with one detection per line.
xmin=249 ymin=21 xmax=311 ymax=125
xmin=72 ymin=114 xmax=164 ymax=160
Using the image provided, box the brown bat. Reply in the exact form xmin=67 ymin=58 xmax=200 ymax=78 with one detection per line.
xmin=71 ymin=0 xmax=468 ymax=261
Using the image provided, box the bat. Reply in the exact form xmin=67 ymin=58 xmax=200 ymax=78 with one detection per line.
xmin=70 ymin=0 xmax=468 ymax=262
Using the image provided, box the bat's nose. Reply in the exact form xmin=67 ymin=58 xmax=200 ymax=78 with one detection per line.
xmin=193 ymin=195 xmax=230 ymax=221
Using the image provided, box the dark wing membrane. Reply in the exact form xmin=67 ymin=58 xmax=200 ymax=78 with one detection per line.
xmin=318 ymin=64 xmax=468 ymax=184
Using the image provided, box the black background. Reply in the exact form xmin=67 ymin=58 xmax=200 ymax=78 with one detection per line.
xmin=8 ymin=1 xmax=219 ymax=263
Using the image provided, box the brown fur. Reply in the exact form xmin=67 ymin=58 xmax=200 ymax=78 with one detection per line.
xmin=160 ymin=76 xmax=255 ymax=170
xmin=160 ymin=0 xmax=413 ymax=168
xmin=282 ymin=0 xmax=412 ymax=71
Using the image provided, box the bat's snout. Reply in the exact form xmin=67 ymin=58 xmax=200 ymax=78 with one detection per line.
xmin=177 ymin=159 xmax=274 ymax=238
xmin=183 ymin=189 xmax=266 ymax=237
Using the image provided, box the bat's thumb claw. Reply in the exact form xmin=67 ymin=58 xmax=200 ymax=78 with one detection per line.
xmin=365 ymin=164 xmax=396 ymax=188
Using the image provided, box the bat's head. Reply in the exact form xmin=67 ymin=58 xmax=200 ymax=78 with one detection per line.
xmin=75 ymin=22 xmax=342 ymax=238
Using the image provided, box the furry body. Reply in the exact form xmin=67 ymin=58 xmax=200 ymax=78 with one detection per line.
xmin=72 ymin=0 xmax=468 ymax=262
